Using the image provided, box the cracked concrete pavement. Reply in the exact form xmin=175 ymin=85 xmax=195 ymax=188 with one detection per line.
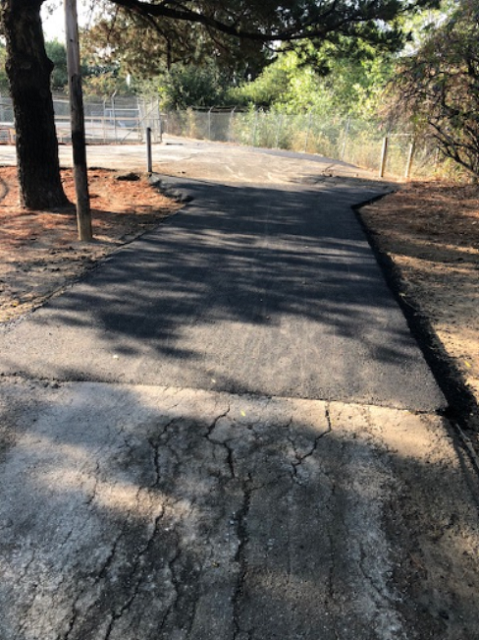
xmin=1 ymin=141 xmax=479 ymax=639
xmin=1 ymin=380 xmax=479 ymax=640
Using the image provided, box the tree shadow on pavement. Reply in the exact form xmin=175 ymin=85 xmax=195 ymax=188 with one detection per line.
xmin=0 ymin=179 xmax=443 ymax=410
xmin=0 ymin=382 xmax=477 ymax=639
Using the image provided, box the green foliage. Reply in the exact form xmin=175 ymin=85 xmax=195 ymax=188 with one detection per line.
xmin=227 ymin=47 xmax=394 ymax=118
xmin=45 ymin=40 xmax=68 ymax=90
xmin=82 ymin=7 xmax=268 ymax=83
xmin=82 ymin=71 xmax=131 ymax=98
xmin=0 ymin=42 xmax=9 ymax=92
xmin=83 ymin=0 xmax=441 ymax=94
xmin=43 ymin=38 xmax=131 ymax=97
xmin=227 ymin=61 xmax=291 ymax=108
xmin=155 ymin=63 xmax=230 ymax=109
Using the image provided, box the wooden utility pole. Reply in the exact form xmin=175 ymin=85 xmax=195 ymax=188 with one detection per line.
xmin=65 ymin=0 xmax=92 ymax=241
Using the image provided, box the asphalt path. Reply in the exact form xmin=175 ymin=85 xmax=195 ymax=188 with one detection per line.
xmin=0 ymin=168 xmax=443 ymax=410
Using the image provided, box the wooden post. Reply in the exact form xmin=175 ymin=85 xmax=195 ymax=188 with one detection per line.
xmin=379 ymin=136 xmax=389 ymax=178
xmin=405 ymin=138 xmax=416 ymax=180
xmin=64 ymin=0 xmax=92 ymax=241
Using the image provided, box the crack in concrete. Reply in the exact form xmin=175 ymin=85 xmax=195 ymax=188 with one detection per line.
xmin=205 ymin=406 xmax=235 ymax=478
xmin=84 ymin=462 xmax=101 ymax=508
xmin=356 ymin=541 xmax=409 ymax=640
xmin=97 ymin=533 xmax=124 ymax=584
xmin=58 ymin=527 xmax=127 ymax=639
xmin=102 ymin=504 xmax=166 ymax=640
xmin=77 ymin=440 xmax=168 ymax=640
xmin=15 ymin=548 xmax=41 ymax=638
xmin=60 ymin=608 xmax=78 ymax=640
xmin=148 ymin=417 xmax=182 ymax=482
xmin=149 ymin=438 xmax=162 ymax=489
xmin=155 ymin=542 xmax=182 ymax=637
xmin=290 ymin=405 xmax=332 ymax=483
xmin=357 ymin=536 xmax=398 ymax=611
xmin=326 ymin=480 xmax=338 ymax=604
xmin=232 ymin=473 xmax=252 ymax=640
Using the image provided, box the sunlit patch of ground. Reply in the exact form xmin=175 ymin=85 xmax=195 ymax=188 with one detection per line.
xmin=0 ymin=167 xmax=180 ymax=322
xmin=361 ymin=181 xmax=479 ymax=423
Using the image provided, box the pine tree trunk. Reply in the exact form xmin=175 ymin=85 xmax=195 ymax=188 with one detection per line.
xmin=1 ymin=0 xmax=68 ymax=209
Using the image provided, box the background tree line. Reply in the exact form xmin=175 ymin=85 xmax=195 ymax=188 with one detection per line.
xmin=76 ymin=0 xmax=478 ymax=179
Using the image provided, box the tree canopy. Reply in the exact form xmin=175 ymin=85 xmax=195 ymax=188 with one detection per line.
xmin=84 ymin=0 xmax=439 ymax=81
xmin=227 ymin=44 xmax=393 ymax=117
xmin=390 ymin=0 xmax=479 ymax=177
xmin=107 ymin=0 xmax=436 ymax=48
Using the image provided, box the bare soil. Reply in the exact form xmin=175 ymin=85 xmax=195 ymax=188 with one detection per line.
xmin=360 ymin=181 xmax=479 ymax=436
xmin=0 ymin=167 xmax=180 ymax=322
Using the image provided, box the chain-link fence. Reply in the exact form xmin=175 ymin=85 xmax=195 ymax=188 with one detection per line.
xmin=0 ymin=94 xmax=439 ymax=178
xmin=0 ymin=93 xmax=162 ymax=145
xmin=162 ymin=107 xmax=440 ymax=179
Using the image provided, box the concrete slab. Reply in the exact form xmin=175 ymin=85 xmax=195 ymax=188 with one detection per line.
xmin=0 ymin=379 xmax=477 ymax=640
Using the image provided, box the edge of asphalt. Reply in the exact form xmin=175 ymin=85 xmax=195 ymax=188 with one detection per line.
xmin=353 ymin=192 xmax=479 ymax=476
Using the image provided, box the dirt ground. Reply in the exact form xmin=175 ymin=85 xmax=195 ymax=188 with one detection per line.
xmin=0 ymin=167 xmax=180 ymax=321
xmin=1 ymin=166 xmax=478 ymax=435
xmin=360 ymin=182 xmax=479 ymax=435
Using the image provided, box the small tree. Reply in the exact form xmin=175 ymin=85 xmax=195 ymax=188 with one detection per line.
xmin=391 ymin=0 xmax=479 ymax=177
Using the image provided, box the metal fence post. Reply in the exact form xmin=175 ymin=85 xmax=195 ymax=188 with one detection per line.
xmin=379 ymin=136 xmax=389 ymax=178
xmin=102 ymin=98 xmax=107 ymax=143
xmin=157 ymin=98 xmax=162 ymax=143
xmin=146 ymin=127 xmax=152 ymax=173
xmin=275 ymin=114 xmax=282 ymax=148
xmin=208 ymin=107 xmax=213 ymax=140
xmin=228 ymin=107 xmax=236 ymax=142
xmin=111 ymin=91 xmax=117 ymax=142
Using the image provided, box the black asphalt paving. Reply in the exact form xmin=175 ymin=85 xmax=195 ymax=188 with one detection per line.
xmin=0 ymin=174 xmax=445 ymax=411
